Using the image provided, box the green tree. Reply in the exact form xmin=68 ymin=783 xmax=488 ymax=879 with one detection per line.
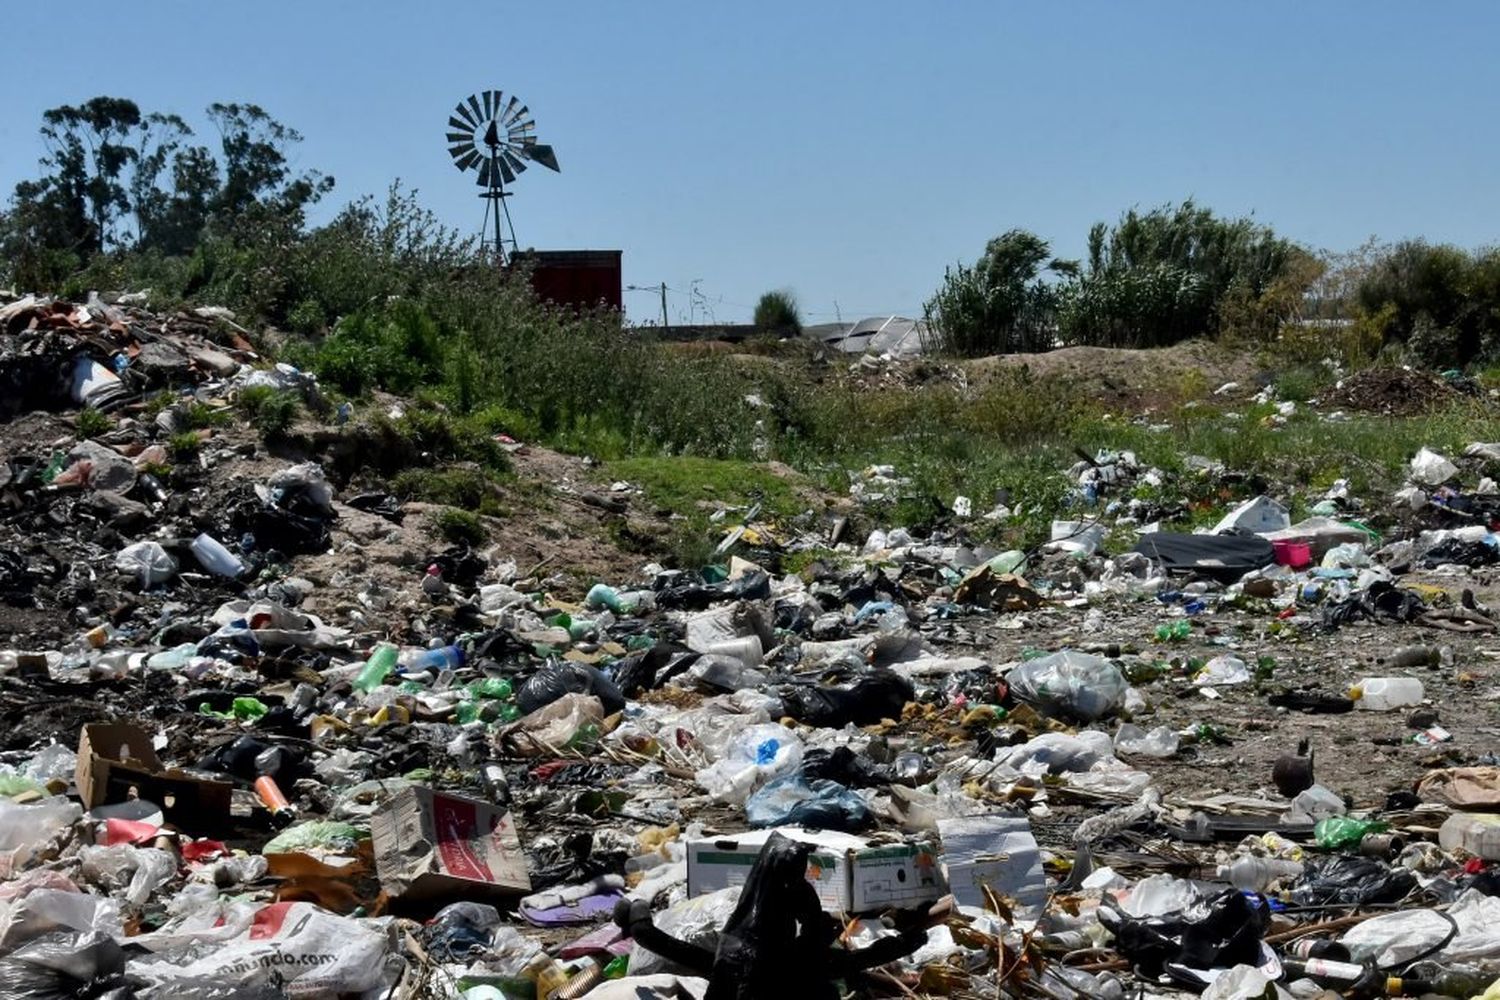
xmin=1355 ymin=240 xmax=1500 ymax=366
xmin=753 ymin=289 xmax=801 ymax=332
xmin=37 ymin=97 xmax=146 ymax=253
xmin=207 ymin=103 xmax=333 ymax=224
xmin=923 ymin=229 xmax=1068 ymax=356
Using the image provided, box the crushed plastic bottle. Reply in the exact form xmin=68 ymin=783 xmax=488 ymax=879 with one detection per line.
xmin=1349 ymin=676 xmax=1424 ymax=711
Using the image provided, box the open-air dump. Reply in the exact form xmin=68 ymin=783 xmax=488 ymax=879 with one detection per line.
xmin=8 ymin=283 xmax=1500 ymax=1000
xmin=6 ymin=14 xmax=1500 ymax=993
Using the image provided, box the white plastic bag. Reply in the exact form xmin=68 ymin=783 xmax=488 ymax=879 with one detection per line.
xmin=1411 ymin=447 xmax=1459 ymax=486
xmin=129 ymin=901 xmax=392 ymax=996
xmin=693 ymin=722 xmax=803 ymax=804
xmin=1007 ymin=651 xmax=1128 ymax=721
xmin=115 ymin=541 xmax=178 ymax=587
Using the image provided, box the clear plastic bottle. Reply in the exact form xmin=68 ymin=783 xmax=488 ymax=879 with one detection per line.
xmin=1348 ymin=677 xmax=1424 ymax=711
xmin=1216 ymin=856 xmax=1304 ymax=892
xmin=405 ymin=645 xmax=465 ymax=671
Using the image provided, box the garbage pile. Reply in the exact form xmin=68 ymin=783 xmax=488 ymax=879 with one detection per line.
xmin=12 ymin=295 xmax=1500 ymax=998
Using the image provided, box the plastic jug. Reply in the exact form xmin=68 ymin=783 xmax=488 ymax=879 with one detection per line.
xmin=1348 ymin=677 xmax=1423 ymax=710
xmin=1439 ymin=812 xmax=1500 ymax=860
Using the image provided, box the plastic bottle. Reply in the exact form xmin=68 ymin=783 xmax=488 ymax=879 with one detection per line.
xmin=353 ymin=643 xmax=399 ymax=693
xmin=406 ymin=645 xmax=465 ymax=672
xmin=585 ymin=583 xmax=632 ymax=613
xmin=1348 ymin=677 xmax=1424 ymax=711
xmin=1377 ymin=645 xmax=1443 ymax=669
xmin=1216 ymin=856 xmax=1304 ymax=892
xmin=191 ymin=533 xmax=248 ymax=577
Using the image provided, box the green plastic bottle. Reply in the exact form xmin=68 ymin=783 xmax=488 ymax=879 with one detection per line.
xmin=353 ymin=643 xmax=399 ymax=693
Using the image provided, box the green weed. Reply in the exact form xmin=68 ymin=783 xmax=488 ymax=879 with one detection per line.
xmin=430 ymin=507 xmax=487 ymax=546
xmin=76 ymin=407 xmax=111 ymax=439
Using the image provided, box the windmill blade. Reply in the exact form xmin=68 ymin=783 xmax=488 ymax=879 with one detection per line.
xmin=508 ymin=120 xmax=537 ymax=139
xmin=502 ymin=150 xmax=528 ymax=177
xmin=448 ymin=142 xmax=474 ymax=162
xmin=501 ymin=94 xmax=521 ymax=123
xmin=466 ymin=93 xmax=484 ymax=122
xmin=448 ymin=117 xmax=475 ymax=137
xmin=496 ymin=156 xmax=516 ymax=185
xmin=481 ymin=90 xmax=495 ymax=120
xmin=524 ymin=143 xmax=560 ymax=171
xmin=446 ymin=131 xmax=473 ymax=144
xmin=452 ymin=103 xmax=477 ymax=128
xmin=477 ymin=158 xmax=493 ymax=188
xmin=454 ymin=150 xmax=481 ymax=172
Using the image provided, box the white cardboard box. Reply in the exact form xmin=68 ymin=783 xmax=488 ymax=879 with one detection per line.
xmin=685 ymin=827 xmax=943 ymax=914
xmin=937 ymin=815 xmax=1047 ymax=917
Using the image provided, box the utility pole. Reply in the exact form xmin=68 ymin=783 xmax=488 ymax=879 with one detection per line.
xmin=660 ymin=282 xmax=669 ymax=331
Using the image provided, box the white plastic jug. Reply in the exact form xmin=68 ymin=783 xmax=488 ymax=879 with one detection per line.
xmin=1439 ymin=812 xmax=1500 ymax=860
xmin=1348 ymin=676 xmax=1423 ymax=711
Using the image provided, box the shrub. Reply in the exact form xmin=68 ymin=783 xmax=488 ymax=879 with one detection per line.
xmin=430 ymin=507 xmax=486 ymax=546
xmin=753 ymin=289 xmax=801 ymax=333
xmin=923 ymin=229 xmax=1065 ymax=356
xmin=235 ymin=385 xmax=301 ymax=439
xmin=1060 ymin=201 xmax=1313 ymax=348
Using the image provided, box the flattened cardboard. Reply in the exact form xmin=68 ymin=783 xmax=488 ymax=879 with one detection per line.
xmin=75 ymin=722 xmax=232 ymax=834
xmin=370 ymin=786 xmax=530 ymax=904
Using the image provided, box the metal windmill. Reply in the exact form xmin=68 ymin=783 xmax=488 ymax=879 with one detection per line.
xmin=446 ymin=90 xmax=560 ymax=263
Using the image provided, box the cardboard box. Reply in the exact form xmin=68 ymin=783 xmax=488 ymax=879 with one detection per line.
xmin=937 ymin=815 xmax=1047 ymax=917
xmin=75 ymin=722 xmax=232 ymax=834
xmin=370 ymin=786 xmax=530 ymax=904
xmin=686 ymin=827 xmax=943 ymax=914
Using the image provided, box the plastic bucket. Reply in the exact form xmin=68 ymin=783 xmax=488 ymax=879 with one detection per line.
xmin=1272 ymin=539 xmax=1312 ymax=568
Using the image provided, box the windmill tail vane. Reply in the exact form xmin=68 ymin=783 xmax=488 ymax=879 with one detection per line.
xmin=446 ymin=89 xmax=560 ymax=262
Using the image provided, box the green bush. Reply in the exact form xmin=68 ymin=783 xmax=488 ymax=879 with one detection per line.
xmin=753 ymin=289 xmax=801 ymax=333
xmin=923 ymin=230 xmax=1065 ymax=356
xmin=392 ymin=467 xmax=500 ymax=513
xmin=430 ymin=507 xmax=486 ymax=546
xmin=1355 ymin=240 xmax=1500 ymax=367
xmin=1060 ymin=201 xmax=1314 ymax=348
xmin=76 ymin=407 xmax=111 ymax=439
xmin=235 ymin=385 xmax=301 ymax=439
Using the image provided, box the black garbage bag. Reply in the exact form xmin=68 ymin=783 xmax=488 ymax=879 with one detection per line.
xmin=612 ymin=642 xmax=685 ymax=697
xmin=227 ymin=489 xmax=331 ymax=556
xmin=345 ymin=491 xmax=405 ymax=523
xmin=800 ymin=746 xmax=891 ymax=787
xmin=516 ymin=660 xmax=626 ymax=716
xmin=0 ymin=548 xmax=33 ymax=606
xmin=426 ymin=544 xmax=487 ymax=588
xmin=615 ymin=831 xmax=929 ymax=1000
xmin=1421 ymin=537 xmax=1500 ymax=569
xmin=782 ymin=670 xmax=914 ymax=728
xmin=1291 ymin=855 xmax=1417 ymax=906
xmin=1132 ymin=532 xmax=1275 ymax=583
xmin=0 ymin=932 xmax=128 ymax=1000
xmin=1098 ymin=889 xmax=1269 ymax=979
xmin=1323 ymin=580 xmax=1428 ymax=628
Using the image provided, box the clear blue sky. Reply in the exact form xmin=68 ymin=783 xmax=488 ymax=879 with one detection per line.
xmin=3 ymin=2 xmax=1497 ymax=324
